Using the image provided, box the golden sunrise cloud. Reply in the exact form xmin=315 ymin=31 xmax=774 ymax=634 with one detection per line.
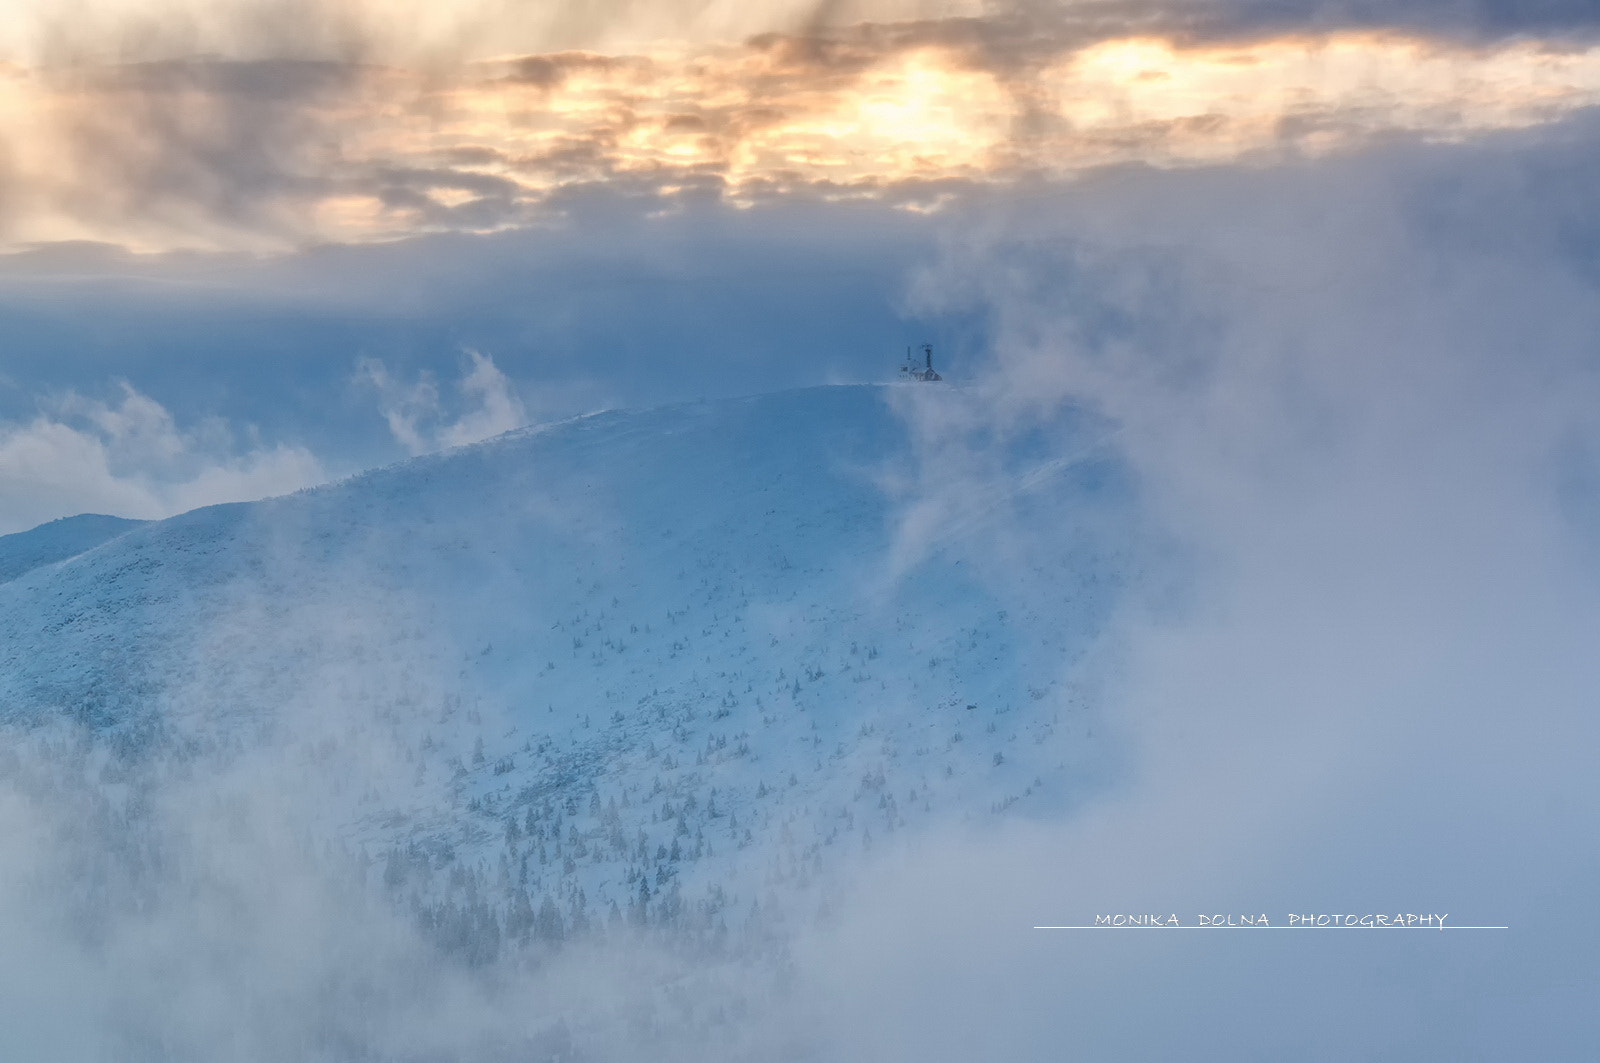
xmin=0 ymin=0 xmax=985 ymax=66
xmin=4 ymin=21 xmax=1600 ymax=250
xmin=1042 ymin=34 xmax=1600 ymax=166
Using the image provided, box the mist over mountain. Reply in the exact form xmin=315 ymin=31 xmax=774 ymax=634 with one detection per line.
xmin=0 ymin=383 xmax=1137 ymax=1059
xmin=4 ymin=0 xmax=1600 ymax=1052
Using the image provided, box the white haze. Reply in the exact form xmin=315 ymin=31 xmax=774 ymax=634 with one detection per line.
xmin=0 ymin=383 xmax=326 ymax=534
xmin=0 ymin=350 xmax=525 ymax=533
xmin=789 ymin=127 xmax=1600 ymax=1058
xmin=1 ymin=120 xmax=1597 ymax=1059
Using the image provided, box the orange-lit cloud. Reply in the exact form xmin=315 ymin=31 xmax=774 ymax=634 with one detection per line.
xmin=1040 ymin=34 xmax=1600 ymax=166
xmin=4 ymin=22 xmax=1600 ymax=250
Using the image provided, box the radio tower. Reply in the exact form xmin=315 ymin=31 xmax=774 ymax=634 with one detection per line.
xmin=900 ymin=344 xmax=942 ymax=381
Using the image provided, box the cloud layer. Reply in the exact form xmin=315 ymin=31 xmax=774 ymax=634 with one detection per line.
xmin=4 ymin=4 xmax=1600 ymax=249
xmin=0 ymin=382 xmax=325 ymax=533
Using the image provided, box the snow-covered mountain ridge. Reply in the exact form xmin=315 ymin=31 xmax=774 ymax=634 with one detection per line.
xmin=0 ymin=384 xmax=1136 ymax=958
xmin=0 ymin=513 xmax=146 ymax=585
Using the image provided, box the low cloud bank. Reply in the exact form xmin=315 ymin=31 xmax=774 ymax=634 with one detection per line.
xmin=0 ymin=382 xmax=326 ymax=534
xmin=0 ymin=350 xmax=532 ymax=533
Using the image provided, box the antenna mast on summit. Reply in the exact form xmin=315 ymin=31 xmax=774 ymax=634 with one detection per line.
xmin=900 ymin=343 xmax=942 ymax=382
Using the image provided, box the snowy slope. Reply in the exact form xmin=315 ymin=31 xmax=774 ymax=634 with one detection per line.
xmin=0 ymin=513 xmax=145 ymax=585
xmin=0 ymin=384 xmax=1136 ymax=952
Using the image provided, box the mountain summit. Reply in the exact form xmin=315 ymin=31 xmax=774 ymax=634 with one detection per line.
xmin=0 ymin=384 xmax=1133 ymax=957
